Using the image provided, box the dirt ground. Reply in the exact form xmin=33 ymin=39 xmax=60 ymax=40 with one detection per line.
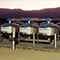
xmin=0 ymin=47 xmax=60 ymax=60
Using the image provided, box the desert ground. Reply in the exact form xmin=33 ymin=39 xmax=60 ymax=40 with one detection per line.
xmin=0 ymin=47 xmax=60 ymax=60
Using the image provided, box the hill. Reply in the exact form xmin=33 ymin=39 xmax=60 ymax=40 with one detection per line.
xmin=0 ymin=7 xmax=60 ymax=18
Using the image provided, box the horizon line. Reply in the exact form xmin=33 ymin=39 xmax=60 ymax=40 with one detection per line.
xmin=0 ymin=7 xmax=60 ymax=11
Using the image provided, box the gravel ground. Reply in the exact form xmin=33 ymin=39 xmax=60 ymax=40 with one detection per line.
xmin=0 ymin=47 xmax=60 ymax=60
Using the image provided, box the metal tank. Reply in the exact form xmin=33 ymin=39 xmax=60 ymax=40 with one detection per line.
xmin=20 ymin=23 xmax=37 ymax=34
xmin=0 ymin=18 xmax=19 ymax=50
xmin=38 ymin=18 xmax=59 ymax=36
xmin=19 ymin=18 xmax=39 ymax=46
xmin=20 ymin=18 xmax=38 ymax=35
xmin=37 ymin=18 xmax=59 ymax=46
xmin=0 ymin=21 xmax=24 ymax=39
xmin=1 ymin=23 xmax=19 ymax=34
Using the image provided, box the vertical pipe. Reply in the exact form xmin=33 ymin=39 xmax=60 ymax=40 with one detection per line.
xmin=54 ymin=33 xmax=57 ymax=48
xmin=0 ymin=28 xmax=1 ymax=42
xmin=12 ymin=28 xmax=16 ymax=50
xmin=0 ymin=26 xmax=3 ymax=42
xmin=33 ymin=32 xmax=35 ymax=46
xmin=18 ymin=26 xmax=20 ymax=42
xmin=9 ymin=35 xmax=11 ymax=40
xmin=9 ymin=21 xmax=11 ymax=23
xmin=28 ymin=21 xmax=30 ymax=24
xmin=37 ymin=33 xmax=38 ymax=44
xmin=0 ymin=32 xmax=2 ymax=42
xmin=48 ymin=38 xmax=50 ymax=41
xmin=13 ymin=28 xmax=15 ymax=38
xmin=12 ymin=40 xmax=15 ymax=50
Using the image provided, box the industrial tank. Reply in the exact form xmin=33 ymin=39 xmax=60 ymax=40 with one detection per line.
xmin=37 ymin=18 xmax=59 ymax=43
xmin=20 ymin=23 xmax=37 ymax=35
xmin=19 ymin=18 xmax=39 ymax=46
xmin=0 ymin=18 xmax=19 ymax=36
xmin=38 ymin=18 xmax=59 ymax=36
xmin=20 ymin=18 xmax=38 ymax=35
xmin=0 ymin=18 xmax=19 ymax=50
xmin=1 ymin=23 xmax=19 ymax=34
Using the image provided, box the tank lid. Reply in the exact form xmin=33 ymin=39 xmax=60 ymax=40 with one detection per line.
xmin=7 ymin=18 xmax=11 ymax=21
xmin=31 ymin=22 xmax=39 ymax=27
xmin=40 ymin=22 xmax=59 ymax=28
xmin=4 ymin=23 xmax=8 ymax=25
xmin=46 ymin=18 xmax=50 ymax=21
xmin=23 ymin=23 xmax=27 ymax=26
xmin=43 ymin=23 xmax=48 ymax=26
xmin=26 ymin=18 xmax=31 ymax=21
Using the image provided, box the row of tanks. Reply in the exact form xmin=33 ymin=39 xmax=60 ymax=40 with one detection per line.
xmin=0 ymin=18 xmax=59 ymax=50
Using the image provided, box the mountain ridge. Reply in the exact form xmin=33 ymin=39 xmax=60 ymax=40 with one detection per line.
xmin=0 ymin=7 xmax=60 ymax=18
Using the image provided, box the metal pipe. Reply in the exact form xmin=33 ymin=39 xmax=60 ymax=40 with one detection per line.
xmin=12 ymin=28 xmax=16 ymax=50
xmin=9 ymin=35 xmax=11 ymax=40
xmin=18 ymin=26 xmax=20 ymax=42
xmin=0 ymin=33 xmax=2 ymax=42
xmin=28 ymin=37 xmax=30 ymax=39
xmin=47 ymin=21 xmax=50 ymax=24
xmin=0 ymin=28 xmax=1 ymax=42
xmin=37 ymin=33 xmax=38 ymax=44
xmin=11 ymin=18 xmax=60 ymax=22
xmin=28 ymin=21 xmax=30 ymax=24
xmin=9 ymin=21 xmax=11 ymax=23
xmin=12 ymin=40 xmax=15 ymax=50
xmin=48 ymin=38 xmax=50 ymax=41
xmin=33 ymin=33 xmax=35 ymax=46
xmin=54 ymin=33 xmax=57 ymax=48
xmin=13 ymin=28 xmax=15 ymax=38
xmin=0 ymin=26 xmax=3 ymax=42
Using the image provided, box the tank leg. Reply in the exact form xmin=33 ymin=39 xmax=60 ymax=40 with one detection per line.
xmin=12 ymin=40 xmax=15 ymax=50
xmin=18 ymin=32 xmax=20 ymax=43
xmin=0 ymin=28 xmax=1 ymax=42
xmin=9 ymin=35 xmax=11 ymax=40
xmin=12 ymin=28 xmax=16 ymax=50
xmin=18 ymin=26 xmax=20 ymax=43
xmin=0 ymin=34 xmax=1 ymax=42
xmin=54 ymin=33 xmax=57 ymax=48
xmin=37 ymin=33 xmax=38 ymax=45
xmin=0 ymin=33 xmax=3 ymax=42
xmin=48 ymin=38 xmax=51 ymax=44
xmin=33 ymin=33 xmax=35 ymax=46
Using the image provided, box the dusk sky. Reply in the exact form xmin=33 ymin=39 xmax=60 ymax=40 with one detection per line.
xmin=0 ymin=0 xmax=60 ymax=10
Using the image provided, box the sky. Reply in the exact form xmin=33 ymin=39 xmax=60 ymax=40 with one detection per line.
xmin=0 ymin=0 xmax=60 ymax=10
